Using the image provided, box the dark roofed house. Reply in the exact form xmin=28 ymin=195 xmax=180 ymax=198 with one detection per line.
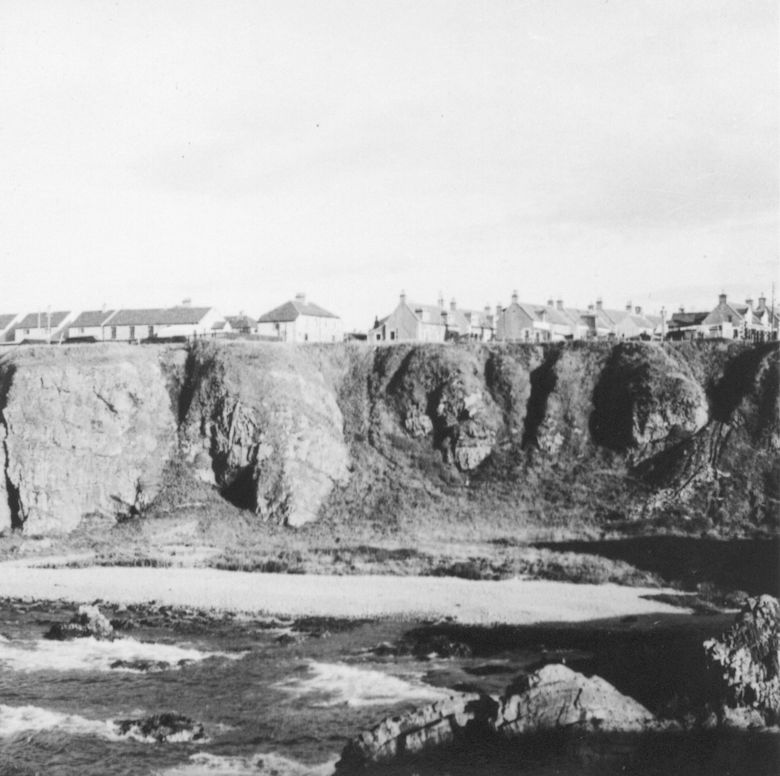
xmin=104 ymin=304 xmax=224 ymax=342
xmin=368 ymin=292 xmax=448 ymax=342
xmin=14 ymin=311 xmax=75 ymax=343
xmin=66 ymin=309 xmax=116 ymax=341
xmin=257 ymin=293 xmax=343 ymax=342
xmin=225 ymin=314 xmax=258 ymax=335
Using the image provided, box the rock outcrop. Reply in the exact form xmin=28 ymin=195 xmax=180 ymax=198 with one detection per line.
xmin=177 ymin=342 xmax=350 ymax=526
xmin=704 ymin=594 xmax=780 ymax=725
xmin=0 ymin=339 xmax=777 ymax=535
xmin=335 ymin=664 xmax=662 ymax=772
xmin=113 ymin=712 xmax=205 ymax=743
xmin=0 ymin=346 xmax=176 ymax=533
xmin=44 ymin=604 xmax=115 ymax=641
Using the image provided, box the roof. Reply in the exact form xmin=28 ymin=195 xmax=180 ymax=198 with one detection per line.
xmin=225 ymin=314 xmax=257 ymax=329
xmin=16 ymin=311 xmax=71 ymax=328
xmin=670 ymin=311 xmax=708 ymax=327
xmin=405 ymin=302 xmax=447 ymax=325
xmin=109 ymin=307 xmax=213 ymax=326
xmin=0 ymin=314 xmax=17 ymax=330
xmin=69 ymin=310 xmax=115 ymax=328
xmin=258 ymin=299 xmax=338 ymax=323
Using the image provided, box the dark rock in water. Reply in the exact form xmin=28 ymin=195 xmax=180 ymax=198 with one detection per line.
xmin=403 ymin=633 xmax=473 ymax=659
xmin=110 ymin=657 xmax=195 ymax=672
xmin=113 ymin=712 xmax=205 ymax=743
xmin=44 ymin=604 xmax=114 ymax=641
xmin=703 ymin=594 xmax=780 ymax=725
xmin=335 ymin=664 xmax=666 ymax=772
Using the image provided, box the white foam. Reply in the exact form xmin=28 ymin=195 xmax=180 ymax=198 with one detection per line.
xmin=0 ymin=703 xmax=114 ymax=739
xmin=0 ymin=635 xmax=240 ymax=673
xmin=156 ymin=752 xmax=337 ymax=776
xmin=274 ymin=661 xmax=451 ymax=708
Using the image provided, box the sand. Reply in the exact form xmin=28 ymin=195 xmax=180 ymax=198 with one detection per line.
xmin=0 ymin=559 xmax=688 ymax=624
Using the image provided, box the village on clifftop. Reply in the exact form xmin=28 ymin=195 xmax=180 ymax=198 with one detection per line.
xmin=0 ymin=290 xmax=778 ymax=347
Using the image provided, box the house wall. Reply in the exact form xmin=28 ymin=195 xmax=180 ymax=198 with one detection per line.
xmin=67 ymin=325 xmax=108 ymax=341
xmin=497 ymin=304 xmax=549 ymax=342
xmin=258 ymin=315 xmax=343 ymax=343
xmin=14 ymin=314 xmax=75 ymax=343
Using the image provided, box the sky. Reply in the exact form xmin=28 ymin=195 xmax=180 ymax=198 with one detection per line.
xmin=0 ymin=0 xmax=777 ymax=330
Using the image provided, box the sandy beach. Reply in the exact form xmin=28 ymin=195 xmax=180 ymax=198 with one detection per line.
xmin=0 ymin=560 xmax=688 ymax=624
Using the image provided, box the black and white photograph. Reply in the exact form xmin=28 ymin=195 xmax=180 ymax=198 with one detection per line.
xmin=0 ymin=1 xmax=778 ymax=774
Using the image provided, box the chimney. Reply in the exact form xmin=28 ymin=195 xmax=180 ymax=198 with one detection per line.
xmin=450 ymin=298 xmax=457 ymax=312
xmin=546 ymin=299 xmax=553 ymax=307
xmin=556 ymin=299 xmax=564 ymax=310
xmin=635 ymin=306 xmax=642 ymax=315
xmin=295 ymin=292 xmax=306 ymax=304
xmin=595 ymin=298 xmax=603 ymax=311
xmin=495 ymin=303 xmax=502 ymax=319
xmin=437 ymin=293 xmax=444 ymax=309
xmin=511 ymin=289 xmax=518 ymax=304
xmin=588 ymin=303 xmax=594 ymax=311
xmin=758 ymin=294 xmax=767 ymax=309
xmin=679 ymin=306 xmax=685 ymax=313
xmin=182 ymin=297 xmax=192 ymax=307
xmin=626 ymin=301 xmax=633 ymax=312
xmin=718 ymin=292 xmax=727 ymax=305
xmin=400 ymin=290 xmax=406 ymax=304
xmin=745 ymin=298 xmax=753 ymax=309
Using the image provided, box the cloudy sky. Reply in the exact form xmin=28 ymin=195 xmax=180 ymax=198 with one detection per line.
xmin=1 ymin=0 xmax=777 ymax=329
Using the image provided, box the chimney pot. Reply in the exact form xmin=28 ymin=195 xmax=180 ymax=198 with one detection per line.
xmin=400 ymin=290 xmax=406 ymax=304
xmin=556 ymin=299 xmax=564 ymax=310
xmin=511 ymin=290 xmax=518 ymax=304
xmin=450 ymin=298 xmax=457 ymax=312
xmin=626 ymin=302 xmax=633 ymax=312
xmin=635 ymin=306 xmax=642 ymax=315
xmin=718 ymin=292 xmax=727 ymax=305
xmin=546 ymin=299 xmax=553 ymax=307
xmin=596 ymin=298 xmax=603 ymax=311
xmin=745 ymin=298 xmax=753 ymax=308
xmin=295 ymin=292 xmax=306 ymax=304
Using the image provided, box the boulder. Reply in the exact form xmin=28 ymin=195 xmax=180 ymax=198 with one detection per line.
xmin=113 ymin=712 xmax=205 ymax=743
xmin=44 ymin=604 xmax=114 ymax=641
xmin=335 ymin=664 xmax=661 ymax=772
xmin=703 ymin=594 xmax=780 ymax=725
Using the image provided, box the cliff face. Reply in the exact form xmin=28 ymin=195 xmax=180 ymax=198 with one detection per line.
xmin=0 ymin=339 xmax=777 ymax=536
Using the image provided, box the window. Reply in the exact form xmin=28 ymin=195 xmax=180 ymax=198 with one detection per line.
xmin=129 ymin=326 xmax=135 ymax=340
xmin=111 ymin=327 xmax=117 ymax=340
xmin=79 ymin=327 xmax=85 ymax=334
xmin=148 ymin=326 xmax=154 ymax=338
xmin=390 ymin=331 xmax=396 ymax=340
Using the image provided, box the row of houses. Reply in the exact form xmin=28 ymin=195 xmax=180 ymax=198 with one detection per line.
xmin=2 ymin=291 xmax=777 ymax=347
xmin=369 ymin=291 xmax=779 ymax=343
xmin=0 ymin=294 xmax=345 ymax=345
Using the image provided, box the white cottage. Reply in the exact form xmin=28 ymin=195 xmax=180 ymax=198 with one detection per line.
xmin=257 ymin=294 xmax=343 ymax=342
xmin=14 ymin=311 xmax=75 ymax=343
xmin=66 ymin=309 xmax=117 ymax=341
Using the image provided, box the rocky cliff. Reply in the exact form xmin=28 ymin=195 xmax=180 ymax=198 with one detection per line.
xmin=0 ymin=339 xmax=777 ymax=536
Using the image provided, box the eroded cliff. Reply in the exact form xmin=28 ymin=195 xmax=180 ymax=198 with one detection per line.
xmin=0 ymin=339 xmax=776 ymax=536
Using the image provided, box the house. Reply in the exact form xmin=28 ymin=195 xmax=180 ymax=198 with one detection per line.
xmin=257 ymin=293 xmax=343 ymax=343
xmin=225 ymin=314 xmax=257 ymax=335
xmin=0 ymin=314 xmax=21 ymax=344
xmin=66 ymin=309 xmax=116 ymax=341
xmin=104 ymin=304 xmax=224 ymax=342
xmin=613 ymin=304 xmax=656 ymax=339
xmin=14 ymin=311 xmax=75 ymax=343
xmin=666 ymin=309 xmax=709 ymax=340
xmin=495 ymin=292 xmax=552 ymax=343
xmin=368 ymin=293 xmax=449 ymax=342
xmin=754 ymin=294 xmax=780 ymax=340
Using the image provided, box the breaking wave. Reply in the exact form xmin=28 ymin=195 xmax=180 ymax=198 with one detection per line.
xmin=0 ymin=635 xmax=241 ymax=673
xmin=274 ymin=661 xmax=452 ymax=707
xmin=156 ymin=752 xmax=337 ymax=776
xmin=0 ymin=704 xmax=114 ymax=739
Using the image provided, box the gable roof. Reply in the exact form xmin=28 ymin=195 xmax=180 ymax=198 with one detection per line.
xmin=16 ymin=311 xmax=71 ymax=329
xmin=108 ymin=307 xmax=214 ymax=326
xmin=258 ymin=299 xmax=338 ymax=322
xmin=69 ymin=310 xmax=116 ymax=328
xmin=670 ymin=311 xmax=709 ymax=326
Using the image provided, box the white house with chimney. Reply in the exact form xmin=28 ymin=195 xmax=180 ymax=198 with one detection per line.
xmin=257 ymin=294 xmax=343 ymax=342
